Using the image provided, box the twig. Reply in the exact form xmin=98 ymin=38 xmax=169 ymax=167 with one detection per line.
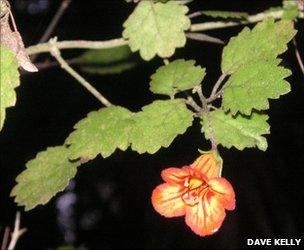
xmin=193 ymin=85 xmax=206 ymax=105
xmin=39 ymin=0 xmax=72 ymax=44
xmin=7 ymin=212 xmax=27 ymax=250
xmin=1 ymin=227 xmax=10 ymax=250
xmin=185 ymin=97 xmax=202 ymax=113
xmin=190 ymin=9 xmax=285 ymax=32
xmin=293 ymin=37 xmax=304 ymax=76
xmin=209 ymin=73 xmax=227 ymax=101
xmin=31 ymin=0 xmax=72 ymax=61
xmin=49 ymin=38 xmax=112 ymax=106
xmin=26 ymin=38 xmax=128 ymax=55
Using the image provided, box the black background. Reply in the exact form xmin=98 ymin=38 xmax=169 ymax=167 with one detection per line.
xmin=0 ymin=0 xmax=304 ymax=249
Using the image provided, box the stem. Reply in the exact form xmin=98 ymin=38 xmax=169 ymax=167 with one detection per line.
xmin=26 ymin=38 xmax=128 ymax=55
xmin=7 ymin=212 xmax=27 ymax=250
xmin=201 ymin=96 xmax=218 ymax=151
xmin=208 ymin=73 xmax=227 ymax=102
xmin=185 ymin=97 xmax=202 ymax=113
xmin=1 ymin=227 xmax=10 ymax=250
xmin=190 ymin=9 xmax=285 ymax=32
xmin=31 ymin=0 xmax=72 ymax=61
xmin=293 ymin=37 xmax=304 ymax=76
xmin=49 ymin=38 xmax=112 ymax=107
xmin=38 ymin=0 xmax=71 ymax=44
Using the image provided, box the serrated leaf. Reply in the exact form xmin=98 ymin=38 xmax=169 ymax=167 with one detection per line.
xmin=202 ymin=10 xmax=248 ymax=19
xmin=221 ymin=19 xmax=296 ymax=73
xmin=66 ymin=106 xmax=134 ymax=160
xmin=222 ymin=61 xmax=291 ymax=115
xmin=150 ymin=59 xmax=205 ymax=96
xmin=10 ymin=146 xmax=80 ymax=211
xmin=0 ymin=45 xmax=20 ymax=131
xmin=130 ymin=99 xmax=193 ymax=153
xmin=201 ymin=109 xmax=270 ymax=151
xmin=122 ymin=1 xmax=190 ymax=60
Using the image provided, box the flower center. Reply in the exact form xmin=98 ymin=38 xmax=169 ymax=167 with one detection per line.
xmin=182 ymin=177 xmax=208 ymax=206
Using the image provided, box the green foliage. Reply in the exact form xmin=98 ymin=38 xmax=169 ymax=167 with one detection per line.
xmin=222 ymin=61 xmax=291 ymax=115
xmin=0 ymin=45 xmax=20 ymax=131
xmin=75 ymin=45 xmax=137 ymax=75
xmin=221 ymin=19 xmax=296 ymax=73
xmin=122 ymin=1 xmax=190 ymax=60
xmin=201 ymin=10 xmax=248 ymax=19
xmin=150 ymin=59 xmax=205 ymax=96
xmin=130 ymin=99 xmax=193 ymax=153
xmin=76 ymin=45 xmax=132 ymax=64
xmin=66 ymin=106 xmax=134 ymax=160
xmin=201 ymin=110 xmax=270 ymax=151
xmin=11 ymin=146 xmax=80 ymax=211
xmin=66 ymin=100 xmax=193 ymax=159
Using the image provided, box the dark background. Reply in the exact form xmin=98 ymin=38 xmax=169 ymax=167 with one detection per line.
xmin=1 ymin=0 xmax=303 ymax=249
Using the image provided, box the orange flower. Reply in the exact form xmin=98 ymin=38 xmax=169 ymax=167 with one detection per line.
xmin=151 ymin=151 xmax=235 ymax=237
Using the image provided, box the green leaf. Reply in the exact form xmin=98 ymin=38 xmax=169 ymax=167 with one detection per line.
xmin=130 ymin=99 xmax=193 ymax=153
xmin=150 ymin=59 xmax=205 ymax=96
xmin=201 ymin=109 xmax=270 ymax=151
xmin=66 ymin=106 xmax=134 ymax=160
xmin=201 ymin=10 xmax=248 ymax=19
xmin=122 ymin=1 xmax=190 ymax=60
xmin=222 ymin=61 xmax=291 ymax=115
xmin=75 ymin=45 xmax=137 ymax=75
xmin=11 ymin=146 xmax=80 ymax=211
xmin=221 ymin=19 xmax=296 ymax=73
xmin=76 ymin=45 xmax=132 ymax=65
xmin=0 ymin=45 xmax=20 ymax=131
xmin=80 ymin=62 xmax=137 ymax=75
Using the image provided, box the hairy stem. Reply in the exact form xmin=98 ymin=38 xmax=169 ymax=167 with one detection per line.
xmin=27 ymin=38 xmax=128 ymax=55
xmin=49 ymin=38 xmax=112 ymax=107
xmin=7 ymin=212 xmax=26 ymax=250
xmin=208 ymin=73 xmax=228 ymax=103
xmin=190 ymin=9 xmax=285 ymax=32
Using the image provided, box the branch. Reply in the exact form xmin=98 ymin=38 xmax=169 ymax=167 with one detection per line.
xmin=7 ymin=212 xmax=27 ymax=250
xmin=207 ymin=73 xmax=228 ymax=103
xmin=1 ymin=227 xmax=10 ymax=250
xmin=31 ymin=0 xmax=72 ymax=61
xmin=49 ymin=38 xmax=112 ymax=107
xmin=185 ymin=96 xmax=202 ymax=113
xmin=26 ymin=38 xmax=128 ymax=55
xmin=293 ymin=37 xmax=304 ymax=76
xmin=190 ymin=9 xmax=285 ymax=32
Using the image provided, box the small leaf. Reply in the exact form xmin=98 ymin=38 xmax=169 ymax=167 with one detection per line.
xmin=11 ymin=146 xmax=80 ymax=211
xmin=150 ymin=59 xmax=205 ymax=96
xmin=75 ymin=45 xmax=138 ymax=75
xmin=80 ymin=62 xmax=137 ymax=75
xmin=201 ymin=10 xmax=248 ymax=19
xmin=0 ymin=45 xmax=20 ymax=131
xmin=130 ymin=99 xmax=193 ymax=153
xmin=221 ymin=19 xmax=296 ymax=73
xmin=201 ymin=109 xmax=270 ymax=151
xmin=222 ymin=61 xmax=291 ymax=115
xmin=76 ymin=45 xmax=132 ymax=65
xmin=66 ymin=106 xmax=134 ymax=160
xmin=122 ymin=1 xmax=190 ymax=60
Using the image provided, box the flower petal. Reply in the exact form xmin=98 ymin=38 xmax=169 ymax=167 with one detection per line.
xmin=185 ymin=192 xmax=226 ymax=236
xmin=161 ymin=167 xmax=190 ymax=185
xmin=151 ymin=183 xmax=186 ymax=218
xmin=208 ymin=177 xmax=235 ymax=210
xmin=191 ymin=151 xmax=222 ymax=178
